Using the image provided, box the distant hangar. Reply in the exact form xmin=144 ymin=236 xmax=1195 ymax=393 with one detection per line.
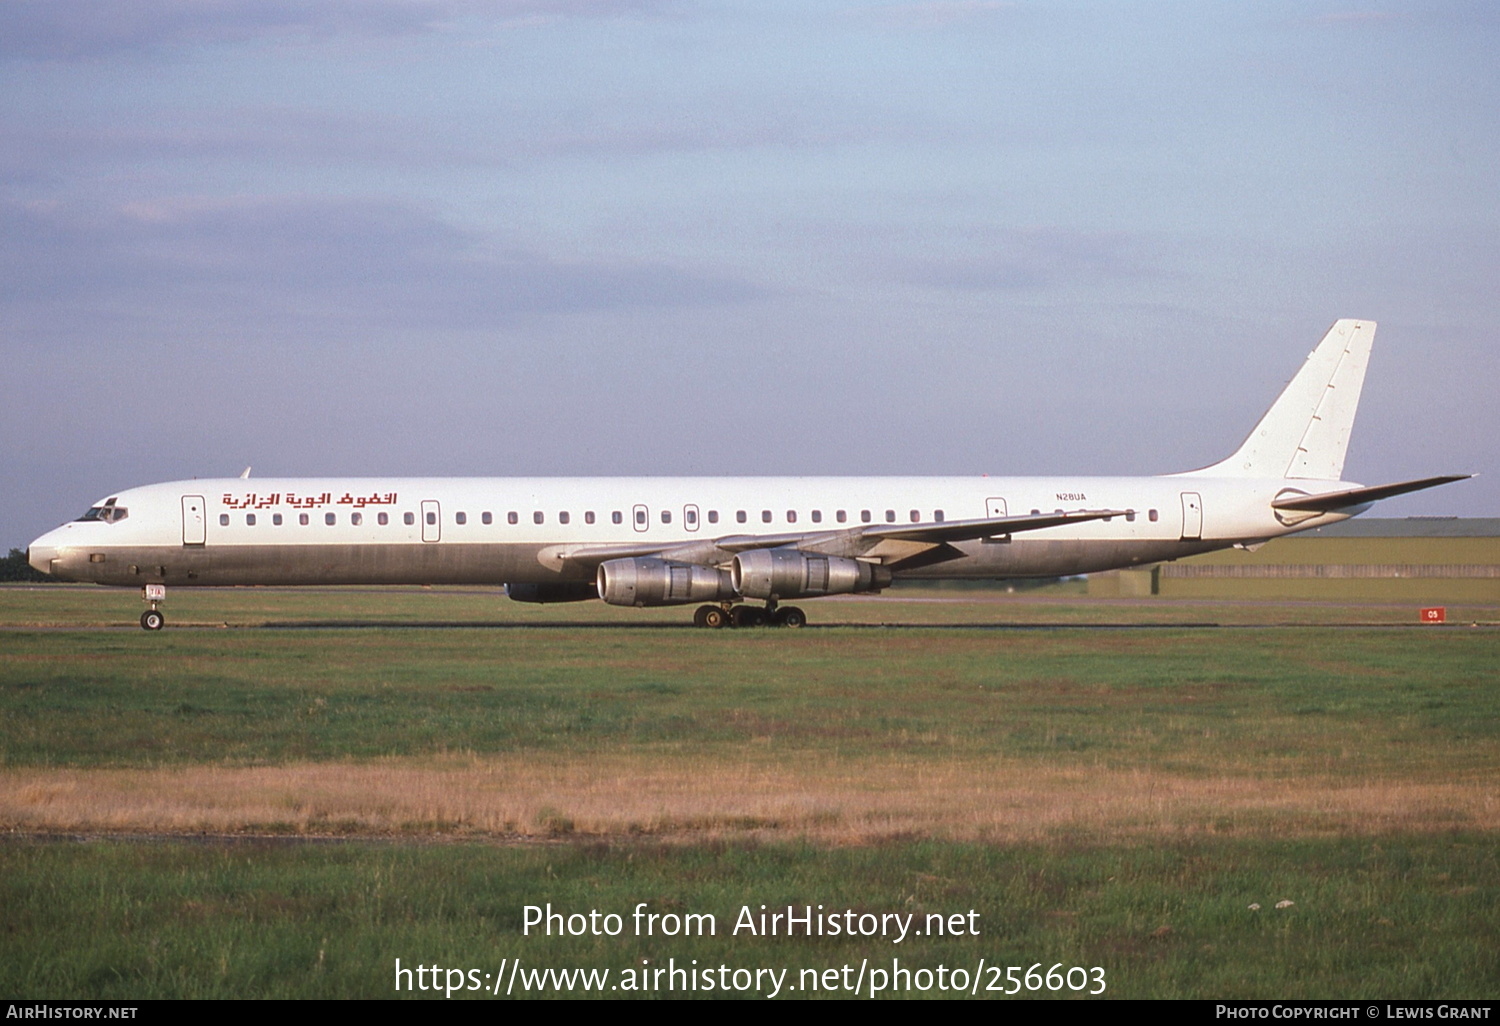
xmin=1089 ymin=518 xmax=1500 ymax=602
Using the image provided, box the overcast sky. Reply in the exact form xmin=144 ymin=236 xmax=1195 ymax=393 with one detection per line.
xmin=3 ymin=0 xmax=1496 ymax=547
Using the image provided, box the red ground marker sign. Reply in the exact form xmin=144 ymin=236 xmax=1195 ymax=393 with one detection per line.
xmin=1420 ymin=607 xmax=1447 ymax=623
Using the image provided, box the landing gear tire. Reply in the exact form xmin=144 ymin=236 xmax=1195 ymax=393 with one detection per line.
xmin=140 ymin=610 xmax=165 ymax=631
xmin=702 ymin=606 xmax=728 ymax=629
xmin=730 ymin=605 xmax=766 ymax=628
xmin=778 ymin=606 xmax=807 ymax=629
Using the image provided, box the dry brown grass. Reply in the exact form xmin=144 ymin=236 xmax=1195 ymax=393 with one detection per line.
xmin=3 ymin=751 xmax=1494 ymax=844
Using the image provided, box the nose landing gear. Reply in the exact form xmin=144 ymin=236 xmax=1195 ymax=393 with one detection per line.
xmin=140 ymin=583 xmax=166 ymax=630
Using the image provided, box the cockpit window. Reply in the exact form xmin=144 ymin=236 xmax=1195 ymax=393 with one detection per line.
xmin=76 ymin=498 xmax=127 ymax=524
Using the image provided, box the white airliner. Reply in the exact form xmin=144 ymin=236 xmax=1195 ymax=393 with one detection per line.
xmin=28 ymin=320 xmax=1467 ymax=630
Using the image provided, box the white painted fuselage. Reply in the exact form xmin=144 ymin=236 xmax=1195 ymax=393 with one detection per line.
xmin=25 ymin=320 xmax=1468 ymax=626
xmin=26 ymin=472 xmax=1348 ymax=588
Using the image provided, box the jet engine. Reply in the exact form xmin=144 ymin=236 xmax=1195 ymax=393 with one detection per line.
xmin=505 ymin=581 xmax=598 ymax=604
xmin=731 ymin=549 xmax=891 ymax=600
xmin=596 ymin=557 xmax=736 ymax=607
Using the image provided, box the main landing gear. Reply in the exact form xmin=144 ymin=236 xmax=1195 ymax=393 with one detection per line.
xmin=692 ymin=600 xmax=806 ymax=629
xmin=140 ymin=583 xmax=166 ymax=630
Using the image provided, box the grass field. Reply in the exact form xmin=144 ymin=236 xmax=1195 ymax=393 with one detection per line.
xmin=2 ymin=583 xmax=1497 ymax=999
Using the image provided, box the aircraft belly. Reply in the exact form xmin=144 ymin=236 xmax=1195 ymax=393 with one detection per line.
xmin=62 ymin=543 xmax=575 ymax=587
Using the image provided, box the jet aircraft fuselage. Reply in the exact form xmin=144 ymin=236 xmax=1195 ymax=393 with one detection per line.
xmin=26 ymin=320 xmax=1468 ymax=628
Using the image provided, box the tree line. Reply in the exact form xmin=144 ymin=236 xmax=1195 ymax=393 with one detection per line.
xmin=1 ymin=549 xmax=50 ymax=582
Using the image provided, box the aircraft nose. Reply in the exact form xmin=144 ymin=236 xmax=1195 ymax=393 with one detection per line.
xmin=27 ymin=527 xmax=66 ymax=577
xmin=28 ymin=542 xmax=57 ymax=576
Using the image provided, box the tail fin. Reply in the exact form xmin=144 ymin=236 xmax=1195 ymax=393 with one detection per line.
xmin=1191 ymin=319 xmax=1375 ymax=480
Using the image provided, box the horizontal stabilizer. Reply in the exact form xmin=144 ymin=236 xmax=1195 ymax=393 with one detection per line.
xmin=1270 ymin=475 xmax=1471 ymax=513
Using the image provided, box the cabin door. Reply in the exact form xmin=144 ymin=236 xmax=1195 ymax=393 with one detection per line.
xmin=984 ymin=496 xmax=1010 ymax=543
xmin=1180 ymin=492 xmax=1203 ymax=541
xmin=421 ymin=500 xmax=441 ymax=542
xmin=181 ymin=495 xmax=206 ymax=546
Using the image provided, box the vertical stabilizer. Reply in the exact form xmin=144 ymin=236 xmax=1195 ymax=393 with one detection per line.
xmin=1191 ymin=319 xmax=1374 ymax=479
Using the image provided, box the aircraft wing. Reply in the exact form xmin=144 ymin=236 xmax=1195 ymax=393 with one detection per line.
xmin=547 ymin=508 xmax=1128 ymax=570
xmin=1271 ymin=475 xmax=1472 ymax=513
xmin=857 ymin=508 xmax=1131 ymax=543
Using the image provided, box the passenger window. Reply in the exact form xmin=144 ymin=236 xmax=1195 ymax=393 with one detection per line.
xmin=686 ymin=509 xmax=697 ymax=525
xmin=737 ymin=511 xmax=747 ymax=524
xmin=910 ymin=510 xmax=920 ymax=522
xmin=811 ymin=510 xmax=822 ymax=523
xmin=273 ymin=513 xmax=283 ymax=526
xmin=1149 ymin=509 xmax=1159 ymax=522
xmin=612 ymin=511 xmax=623 ymax=525
xmin=455 ymin=512 xmax=465 ymax=525
xmin=534 ymin=511 xmax=544 ymax=524
xmin=861 ymin=510 xmax=871 ymax=523
xmin=425 ymin=512 xmax=436 ymax=526
xmin=404 ymin=512 xmax=415 ymax=526
xmin=762 ymin=510 xmax=772 ymax=523
xmin=559 ymin=511 xmax=570 ymax=525
xmin=585 ymin=511 xmax=596 ymax=525
xmin=351 ymin=512 xmax=363 ymax=526
xmin=301 ymin=513 xmax=311 ymax=526
xmin=327 ymin=513 xmax=337 ymax=525
xmin=1126 ymin=510 xmax=1135 ymax=522
xmin=378 ymin=512 xmax=388 ymax=526
xmin=635 ymin=509 xmax=646 ymax=526
xmin=708 ymin=510 xmax=719 ymax=524
xmin=1031 ymin=509 xmax=1040 ymax=516
xmin=482 ymin=512 xmax=493 ymax=525
xmin=836 ymin=510 xmax=847 ymax=523
xmin=508 ymin=512 xmax=519 ymax=525
xmin=934 ymin=510 xmax=945 ymax=522
xmin=219 ymin=514 xmax=229 ymax=526
xmin=661 ymin=510 xmax=671 ymax=524
xmin=885 ymin=510 xmax=896 ymax=523
xmin=786 ymin=510 xmax=796 ymax=524
xmin=246 ymin=514 xmax=256 ymax=526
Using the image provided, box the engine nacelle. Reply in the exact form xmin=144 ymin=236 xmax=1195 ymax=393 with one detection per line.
xmin=596 ymin=557 xmax=736 ymax=607
xmin=731 ymin=549 xmax=891 ymax=600
xmin=505 ymin=581 xmax=598 ymax=604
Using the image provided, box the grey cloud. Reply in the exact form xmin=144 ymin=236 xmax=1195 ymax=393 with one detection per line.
xmin=0 ymin=0 xmax=675 ymax=61
xmin=856 ymin=2 xmax=1016 ymax=28
xmin=0 ymin=196 xmax=763 ymax=333
xmin=0 ymin=101 xmax=881 ymax=183
xmin=892 ymin=228 xmax=1162 ymax=291
xmin=0 ymin=107 xmax=481 ymax=177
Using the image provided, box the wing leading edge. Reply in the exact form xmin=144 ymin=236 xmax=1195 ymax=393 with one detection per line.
xmin=546 ymin=508 xmax=1129 ymax=571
